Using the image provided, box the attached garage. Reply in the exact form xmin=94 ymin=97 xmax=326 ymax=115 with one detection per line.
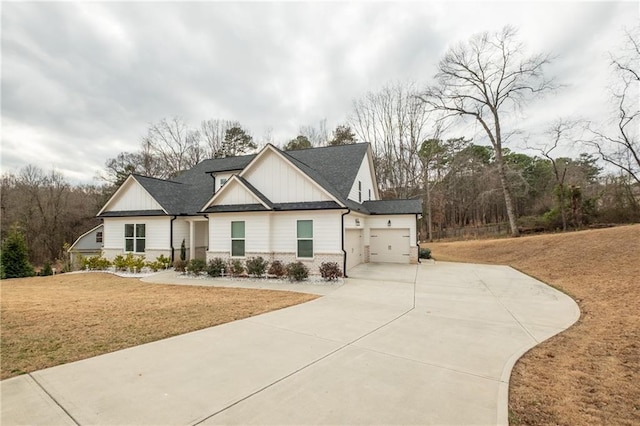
xmin=370 ymin=228 xmax=410 ymax=263
xmin=345 ymin=229 xmax=363 ymax=270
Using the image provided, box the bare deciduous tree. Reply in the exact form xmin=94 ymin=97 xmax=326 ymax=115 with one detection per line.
xmin=350 ymin=81 xmax=432 ymax=198
xmin=200 ymin=119 xmax=241 ymax=158
xmin=420 ymin=26 xmax=555 ymax=237
xmin=585 ymin=28 xmax=639 ymax=184
xmin=144 ymin=117 xmax=201 ymax=178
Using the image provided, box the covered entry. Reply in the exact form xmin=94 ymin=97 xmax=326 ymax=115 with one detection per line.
xmin=370 ymin=228 xmax=410 ymax=263
xmin=345 ymin=229 xmax=363 ymax=270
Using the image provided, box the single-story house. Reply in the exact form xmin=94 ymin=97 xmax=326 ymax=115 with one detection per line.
xmin=95 ymin=142 xmax=421 ymax=275
xmin=67 ymin=224 xmax=104 ymax=266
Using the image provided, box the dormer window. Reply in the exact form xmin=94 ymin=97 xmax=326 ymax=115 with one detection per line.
xmin=220 ymin=178 xmax=227 ymax=187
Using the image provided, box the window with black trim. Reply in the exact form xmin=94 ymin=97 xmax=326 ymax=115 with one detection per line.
xmin=297 ymin=220 xmax=313 ymax=258
xmin=231 ymin=221 xmax=245 ymax=257
xmin=358 ymin=180 xmax=362 ymax=202
xmin=96 ymin=231 xmax=103 ymax=244
xmin=125 ymin=224 xmax=145 ymax=253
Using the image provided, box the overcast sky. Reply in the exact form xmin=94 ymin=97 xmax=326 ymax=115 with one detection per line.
xmin=1 ymin=1 xmax=637 ymax=184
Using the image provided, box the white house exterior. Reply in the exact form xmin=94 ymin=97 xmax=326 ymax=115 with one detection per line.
xmin=95 ymin=143 xmax=422 ymax=275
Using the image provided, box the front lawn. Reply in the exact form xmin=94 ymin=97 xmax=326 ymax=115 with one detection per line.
xmin=0 ymin=273 xmax=317 ymax=379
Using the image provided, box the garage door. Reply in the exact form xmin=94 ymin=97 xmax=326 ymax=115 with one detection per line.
xmin=345 ymin=229 xmax=363 ymax=270
xmin=370 ymin=228 xmax=410 ymax=263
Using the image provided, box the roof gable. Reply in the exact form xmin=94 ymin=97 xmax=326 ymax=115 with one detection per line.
xmin=97 ymin=175 xmax=167 ymax=216
xmin=202 ymin=175 xmax=272 ymax=210
xmin=240 ymin=145 xmax=342 ymax=205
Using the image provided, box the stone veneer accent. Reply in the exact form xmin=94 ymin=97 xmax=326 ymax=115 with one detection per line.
xmin=410 ymin=246 xmax=419 ymax=264
xmin=364 ymin=245 xmax=370 ymax=263
xmin=206 ymin=251 xmax=344 ymax=276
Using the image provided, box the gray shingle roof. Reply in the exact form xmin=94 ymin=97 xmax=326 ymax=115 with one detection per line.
xmin=100 ymin=143 xmax=420 ymax=217
xmin=363 ymin=199 xmax=423 ymax=215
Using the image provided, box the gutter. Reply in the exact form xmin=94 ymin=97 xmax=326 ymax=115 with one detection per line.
xmin=341 ymin=208 xmax=351 ymax=278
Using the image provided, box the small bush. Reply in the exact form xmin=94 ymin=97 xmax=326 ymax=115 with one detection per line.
xmin=228 ymin=259 xmax=245 ymax=277
xmin=113 ymin=254 xmax=127 ymax=271
xmin=246 ymin=256 xmax=269 ymax=277
xmin=286 ymin=261 xmax=309 ymax=281
xmin=146 ymin=260 xmax=162 ymax=272
xmin=268 ymin=260 xmax=286 ymax=277
xmin=128 ymin=254 xmax=146 ymax=273
xmin=187 ymin=258 xmax=207 ymax=275
xmin=173 ymin=259 xmax=187 ymax=273
xmin=156 ymin=254 xmax=172 ymax=269
xmin=419 ymin=248 xmax=432 ymax=259
xmin=319 ymin=262 xmax=342 ymax=281
xmin=207 ymin=258 xmax=226 ymax=277
xmin=84 ymin=255 xmax=111 ymax=270
xmin=41 ymin=261 xmax=54 ymax=276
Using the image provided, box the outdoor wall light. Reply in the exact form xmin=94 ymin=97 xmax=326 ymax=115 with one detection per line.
xmin=355 ymin=218 xmax=360 ymax=226
xmin=387 ymin=220 xmax=391 ymax=227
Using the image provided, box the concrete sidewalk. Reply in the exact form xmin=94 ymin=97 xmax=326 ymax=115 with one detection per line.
xmin=1 ymin=262 xmax=579 ymax=425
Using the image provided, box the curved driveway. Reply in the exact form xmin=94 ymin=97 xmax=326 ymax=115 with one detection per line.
xmin=1 ymin=262 xmax=579 ymax=425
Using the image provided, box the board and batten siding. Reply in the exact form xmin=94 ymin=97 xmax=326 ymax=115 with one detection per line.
xmin=213 ymin=172 xmax=236 ymax=193
xmin=347 ymin=156 xmax=377 ymax=203
xmin=242 ymin=150 xmax=332 ymax=203
xmin=214 ymin=180 xmax=262 ymax=206
xmin=102 ymin=217 xmax=171 ymax=253
xmin=172 ymin=219 xmax=190 ymax=249
xmin=106 ymin=180 xmax=164 ymax=212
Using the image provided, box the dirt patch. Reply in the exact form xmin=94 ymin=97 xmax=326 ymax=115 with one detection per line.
xmin=0 ymin=273 xmax=317 ymax=380
xmin=425 ymin=224 xmax=640 ymax=425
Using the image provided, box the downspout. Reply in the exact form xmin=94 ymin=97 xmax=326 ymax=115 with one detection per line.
xmin=170 ymin=215 xmax=177 ymax=263
xmin=416 ymin=213 xmax=421 ymax=264
xmin=341 ymin=208 xmax=351 ymax=278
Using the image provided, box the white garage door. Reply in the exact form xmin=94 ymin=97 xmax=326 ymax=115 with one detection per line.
xmin=370 ymin=228 xmax=410 ymax=263
xmin=345 ymin=229 xmax=363 ymax=270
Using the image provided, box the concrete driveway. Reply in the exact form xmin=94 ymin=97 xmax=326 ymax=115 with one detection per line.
xmin=1 ymin=262 xmax=579 ymax=425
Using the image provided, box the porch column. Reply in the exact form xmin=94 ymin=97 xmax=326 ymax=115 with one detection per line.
xmin=189 ymin=220 xmax=195 ymax=261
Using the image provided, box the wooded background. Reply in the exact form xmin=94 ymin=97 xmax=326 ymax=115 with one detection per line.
xmin=2 ymin=26 xmax=638 ymax=267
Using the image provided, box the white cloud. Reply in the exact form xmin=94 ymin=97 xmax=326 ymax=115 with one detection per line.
xmin=1 ymin=1 xmax=638 ymax=183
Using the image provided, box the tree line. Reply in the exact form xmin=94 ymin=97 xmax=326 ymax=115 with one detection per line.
xmin=1 ymin=25 xmax=638 ymax=271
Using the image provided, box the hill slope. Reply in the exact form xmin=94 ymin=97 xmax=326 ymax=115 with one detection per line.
xmin=427 ymin=225 xmax=640 ymax=425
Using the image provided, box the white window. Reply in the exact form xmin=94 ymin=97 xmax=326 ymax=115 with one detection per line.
xmin=124 ymin=224 xmax=145 ymax=253
xmin=231 ymin=221 xmax=245 ymax=257
xmin=297 ymin=220 xmax=313 ymax=258
xmin=220 ymin=178 xmax=227 ymax=187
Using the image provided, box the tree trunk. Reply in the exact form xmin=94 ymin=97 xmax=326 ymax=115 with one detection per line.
xmin=495 ymin=154 xmax=520 ymax=237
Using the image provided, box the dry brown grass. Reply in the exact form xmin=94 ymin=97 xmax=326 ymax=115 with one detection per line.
xmin=0 ymin=273 xmax=317 ymax=380
xmin=426 ymin=224 xmax=640 ymax=425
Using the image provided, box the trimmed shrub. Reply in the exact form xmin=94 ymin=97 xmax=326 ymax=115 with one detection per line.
xmin=187 ymin=258 xmax=207 ymax=275
xmin=173 ymin=259 xmax=187 ymax=273
xmin=180 ymin=239 xmax=186 ymax=261
xmin=85 ymin=256 xmax=112 ymax=270
xmin=147 ymin=254 xmax=173 ymax=272
xmin=228 ymin=259 xmax=245 ymax=277
xmin=319 ymin=262 xmax=342 ymax=281
xmin=207 ymin=258 xmax=226 ymax=277
xmin=286 ymin=261 xmax=309 ymax=281
xmin=246 ymin=256 xmax=268 ymax=277
xmin=113 ymin=254 xmax=127 ymax=271
xmin=268 ymin=260 xmax=286 ymax=277
xmin=419 ymin=248 xmax=432 ymax=259
xmin=156 ymin=254 xmax=172 ymax=269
